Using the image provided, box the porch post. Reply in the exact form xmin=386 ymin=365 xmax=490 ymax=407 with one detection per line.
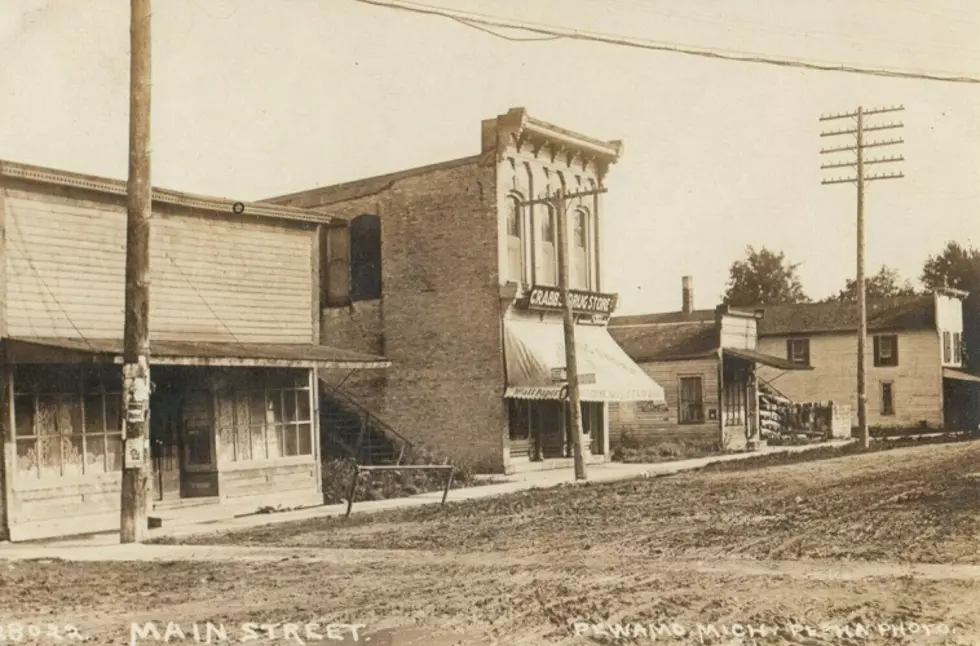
xmin=0 ymin=360 xmax=12 ymax=540
xmin=310 ymin=368 xmax=322 ymax=497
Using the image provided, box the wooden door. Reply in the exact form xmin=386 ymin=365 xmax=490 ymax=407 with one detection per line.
xmin=150 ymin=393 xmax=182 ymax=501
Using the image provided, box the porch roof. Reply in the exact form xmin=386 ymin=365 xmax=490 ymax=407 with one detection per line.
xmin=723 ymin=347 xmax=812 ymax=371
xmin=4 ymin=337 xmax=391 ymax=370
xmin=943 ymin=367 xmax=980 ymax=383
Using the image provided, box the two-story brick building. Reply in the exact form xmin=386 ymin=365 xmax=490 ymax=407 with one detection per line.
xmin=755 ymin=288 xmax=977 ymax=430
xmin=0 ymin=160 xmax=388 ymax=541
xmin=264 ymin=108 xmax=665 ymax=473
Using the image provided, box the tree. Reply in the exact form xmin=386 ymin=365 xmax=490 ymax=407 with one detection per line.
xmin=828 ymin=265 xmax=918 ymax=302
xmin=723 ymin=246 xmax=810 ymax=307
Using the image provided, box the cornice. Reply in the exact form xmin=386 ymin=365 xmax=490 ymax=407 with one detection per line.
xmin=0 ymin=159 xmax=334 ymax=226
xmin=494 ymin=108 xmax=623 ymax=163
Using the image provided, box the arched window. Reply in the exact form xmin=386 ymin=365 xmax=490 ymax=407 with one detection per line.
xmin=538 ymin=204 xmax=557 ymax=286
xmin=572 ymin=208 xmax=590 ymax=290
xmin=505 ymin=196 xmax=524 ymax=283
xmin=349 ymin=213 xmax=382 ymax=301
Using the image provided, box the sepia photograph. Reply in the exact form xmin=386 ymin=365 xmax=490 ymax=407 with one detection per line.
xmin=0 ymin=0 xmax=978 ymax=643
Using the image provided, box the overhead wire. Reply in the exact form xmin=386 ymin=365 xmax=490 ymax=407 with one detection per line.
xmin=353 ymin=0 xmax=980 ymax=84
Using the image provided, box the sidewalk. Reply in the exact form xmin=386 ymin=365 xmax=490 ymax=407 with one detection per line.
xmin=2 ymin=440 xmax=852 ymax=552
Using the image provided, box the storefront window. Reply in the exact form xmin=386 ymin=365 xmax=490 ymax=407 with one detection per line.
xmin=14 ymin=366 xmax=123 ymax=479
xmin=217 ymin=370 xmax=313 ymax=462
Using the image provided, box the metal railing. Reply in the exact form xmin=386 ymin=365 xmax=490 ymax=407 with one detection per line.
xmin=344 ymin=464 xmax=455 ymax=518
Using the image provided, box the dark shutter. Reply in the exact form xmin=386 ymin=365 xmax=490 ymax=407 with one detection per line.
xmin=873 ymin=335 xmax=881 ymax=367
xmin=786 ymin=339 xmax=793 ymax=362
xmin=802 ymin=340 xmax=811 ymax=366
xmin=350 ymin=213 xmax=382 ymax=302
xmin=891 ymin=335 xmax=899 ymax=366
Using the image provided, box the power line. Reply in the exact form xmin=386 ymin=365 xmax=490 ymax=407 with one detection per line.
xmin=354 ymin=0 xmax=980 ymax=84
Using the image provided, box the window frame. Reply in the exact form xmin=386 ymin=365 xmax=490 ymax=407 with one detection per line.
xmin=786 ymin=338 xmax=811 ymax=366
xmin=880 ymin=380 xmax=895 ymax=416
xmin=218 ymin=372 xmax=314 ymax=464
xmin=943 ymin=330 xmax=952 ymax=363
xmin=873 ymin=334 xmax=899 ymax=367
xmin=536 ymin=204 xmax=558 ymax=286
xmin=504 ymin=195 xmax=525 ymax=284
xmin=678 ymin=375 xmax=705 ymax=425
xmin=571 ymin=207 xmax=591 ymax=291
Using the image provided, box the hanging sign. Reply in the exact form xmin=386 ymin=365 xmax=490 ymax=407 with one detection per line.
xmin=520 ymin=286 xmax=619 ymax=316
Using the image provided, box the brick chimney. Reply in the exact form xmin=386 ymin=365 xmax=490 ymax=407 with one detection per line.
xmin=682 ymin=276 xmax=694 ymax=314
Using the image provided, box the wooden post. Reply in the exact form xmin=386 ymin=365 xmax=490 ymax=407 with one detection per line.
xmin=554 ymin=188 xmax=587 ymax=480
xmin=856 ymin=106 xmax=869 ymax=449
xmin=120 ymin=0 xmax=152 ymax=544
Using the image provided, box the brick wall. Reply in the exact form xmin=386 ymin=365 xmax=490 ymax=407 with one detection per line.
xmin=757 ymin=329 xmax=943 ymax=429
xmin=271 ymin=156 xmax=509 ymax=471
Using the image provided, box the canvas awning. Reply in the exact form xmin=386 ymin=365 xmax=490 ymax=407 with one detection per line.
xmin=943 ymin=367 xmax=980 ymax=384
xmin=723 ymin=347 xmax=813 ymax=371
xmin=3 ymin=337 xmax=391 ymax=370
xmin=503 ymin=317 xmax=665 ymax=402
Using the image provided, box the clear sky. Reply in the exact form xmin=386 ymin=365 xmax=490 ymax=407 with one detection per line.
xmin=2 ymin=0 xmax=978 ymax=314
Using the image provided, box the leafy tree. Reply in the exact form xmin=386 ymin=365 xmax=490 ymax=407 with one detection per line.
xmin=723 ymin=246 xmax=810 ymax=307
xmin=828 ymin=265 xmax=918 ymax=302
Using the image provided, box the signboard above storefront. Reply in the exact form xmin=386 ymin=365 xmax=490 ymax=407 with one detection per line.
xmin=520 ymin=286 xmax=619 ymax=316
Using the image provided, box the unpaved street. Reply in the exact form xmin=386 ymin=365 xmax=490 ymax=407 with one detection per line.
xmin=2 ymin=439 xmax=979 ymax=645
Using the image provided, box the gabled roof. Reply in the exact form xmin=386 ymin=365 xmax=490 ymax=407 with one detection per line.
xmin=608 ymin=319 xmax=718 ymax=362
xmin=754 ymin=295 xmax=935 ymax=336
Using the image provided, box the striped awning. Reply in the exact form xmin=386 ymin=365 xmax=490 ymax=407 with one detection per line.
xmin=503 ymin=316 xmax=665 ymax=402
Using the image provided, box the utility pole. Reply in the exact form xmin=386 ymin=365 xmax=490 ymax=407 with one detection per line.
xmin=520 ymin=186 xmax=608 ymax=481
xmin=554 ymin=186 xmax=587 ymax=480
xmin=120 ymin=0 xmax=153 ymax=543
xmin=820 ymin=104 xmax=904 ymax=449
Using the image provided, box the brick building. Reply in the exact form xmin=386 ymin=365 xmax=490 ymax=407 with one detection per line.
xmin=265 ymin=108 xmax=664 ymax=473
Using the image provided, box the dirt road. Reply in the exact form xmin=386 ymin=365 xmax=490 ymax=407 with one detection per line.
xmin=2 ymin=440 xmax=979 ymax=645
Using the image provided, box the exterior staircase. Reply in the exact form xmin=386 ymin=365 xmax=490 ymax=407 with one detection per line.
xmin=318 ymin=380 xmax=414 ymax=465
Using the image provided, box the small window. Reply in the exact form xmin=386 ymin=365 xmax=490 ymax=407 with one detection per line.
xmin=880 ymin=381 xmax=895 ymax=416
xmin=953 ymin=333 xmax=963 ymax=364
xmin=873 ymin=334 xmax=899 ymax=367
xmin=541 ymin=206 xmax=555 ymax=244
xmin=786 ymin=339 xmax=810 ymax=366
xmin=506 ymin=197 xmax=521 ymax=237
xmin=678 ymin=376 xmax=704 ymax=424
xmin=943 ymin=331 xmax=952 ymax=363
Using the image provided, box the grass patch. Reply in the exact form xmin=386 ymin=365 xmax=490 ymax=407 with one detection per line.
xmin=612 ymin=431 xmax=722 ymax=463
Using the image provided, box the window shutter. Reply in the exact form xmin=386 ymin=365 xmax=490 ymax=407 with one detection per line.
xmin=873 ymin=336 xmax=881 ymax=367
xmin=325 ymin=224 xmax=351 ymax=307
xmin=786 ymin=339 xmax=793 ymax=362
xmin=803 ymin=341 xmax=810 ymax=366
xmin=892 ymin=335 xmax=899 ymax=366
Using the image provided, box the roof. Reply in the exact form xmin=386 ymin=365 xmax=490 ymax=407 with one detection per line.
xmin=261 ymin=155 xmax=482 ymax=208
xmin=723 ymin=347 xmax=812 ymax=371
xmin=610 ymin=310 xmax=716 ymax=327
xmin=5 ymin=337 xmax=391 ymax=370
xmin=0 ymin=159 xmax=334 ymax=226
xmin=755 ymin=295 xmax=935 ymax=336
xmin=608 ymin=320 xmax=718 ymax=362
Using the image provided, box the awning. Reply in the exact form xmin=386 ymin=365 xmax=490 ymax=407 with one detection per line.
xmin=503 ymin=317 xmax=666 ymax=402
xmin=943 ymin=367 xmax=980 ymax=383
xmin=723 ymin=347 xmax=813 ymax=371
xmin=4 ymin=337 xmax=391 ymax=370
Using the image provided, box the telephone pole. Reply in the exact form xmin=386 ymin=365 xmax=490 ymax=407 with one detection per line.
xmin=520 ymin=186 xmax=607 ymax=481
xmin=120 ymin=0 xmax=153 ymax=543
xmin=820 ymin=104 xmax=905 ymax=449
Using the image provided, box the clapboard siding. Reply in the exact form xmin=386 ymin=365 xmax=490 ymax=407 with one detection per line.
xmin=6 ymin=192 xmax=314 ymax=343
xmin=8 ymin=475 xmax=121 ymax=541
xmin=719 ymin=314 xmax=756 ymax=350
xmin=609 ymin=357 xmax=720 ymax=445
xmin=757 ymin=330 xmax=942 ymax=428
xmin=219 ymin=461 xmax=316 ymax=500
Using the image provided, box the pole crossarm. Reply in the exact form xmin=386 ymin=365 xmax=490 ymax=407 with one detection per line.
xmin=820 ymin=138 xmax=904 ymax=154
xmin=519 ymin=188 xmax=608 ymax=206
xmin=821 ymin=155 xmax=904 ymax=170
xmin=819 ymin=105 xmax=905 ymax=121
xmin=819 ymin=123 xmax=904 ymax=137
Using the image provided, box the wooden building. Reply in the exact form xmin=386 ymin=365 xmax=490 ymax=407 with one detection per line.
xmin=607 ymin=277 xmax=810 ymax=449
xmin=264 ymin=108 xmax=665 ymax=473
xmin=0 ymin=160 xmax=388 ymax=541
xmin=754 ymin=289 xmax=978 ymax=430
